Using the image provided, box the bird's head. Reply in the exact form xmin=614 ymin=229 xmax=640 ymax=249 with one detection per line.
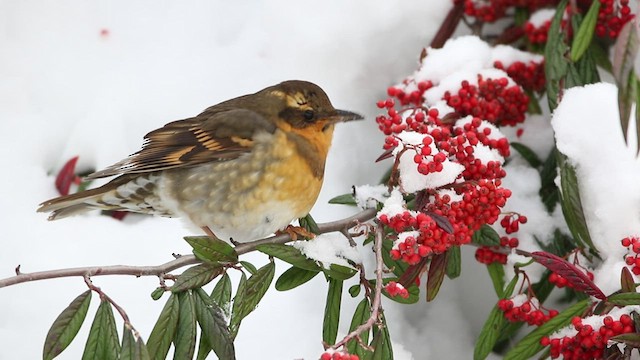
xmin=257 ymin=80 xmax=363 ymax=132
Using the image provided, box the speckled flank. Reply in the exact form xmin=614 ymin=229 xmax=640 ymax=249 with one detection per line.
xmin=90 ymin=174 xmax=172 ymax=216
xmin=159 ymin=129 xmax=327 ymax=242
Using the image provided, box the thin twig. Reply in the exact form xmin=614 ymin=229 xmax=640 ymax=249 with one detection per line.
xmin=330 ymin=221 xmax=385 ymax=350
xmin=0 ymin=208 xmax=377 ymax=288
xmin=84 ymin=275 xmax=138 ymax=335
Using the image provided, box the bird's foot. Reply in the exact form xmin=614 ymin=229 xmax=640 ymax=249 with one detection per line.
xmin=277 ymin=225 xmax=315 ymax=241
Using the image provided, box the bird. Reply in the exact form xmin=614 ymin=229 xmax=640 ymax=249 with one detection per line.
xmin=38 ymin=80 xmax=363 ymax=243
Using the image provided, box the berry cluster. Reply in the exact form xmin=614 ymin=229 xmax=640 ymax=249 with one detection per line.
xmin=621 ymin=236 xmax=640 ymax=274
xmin=493 ymin=60 xmax=545 ymax=93
xmin=320 ymin=351 xmax=359 ymax=360
xmin=541 ymin=314 xmax=635 ymax=359
xmin=443 ymin=76 xmax=529 ymax=126
xmin=548 ymin=269 xmax=594 ymax=289
xmin=463 ymin=0 xmax=556 ymax=23
xmin=384 ymin=281 xmax=409 ymax=298
xmin=591 ymin=0 xmax=633 ymax=38
xmin=500 ymin=213 xmax=527 ymax=234
xmin=475 ymin=247 xmax=507 ymax=264
xmin=376 ymin=96 xmax=438 ymax=139
xmin=523 ymin=19 xmax=551 ymax=44
xmin=498 ymin=295 xmax=559 ymax=326
xmin=382 ymin=180 xmax=511 ymax=265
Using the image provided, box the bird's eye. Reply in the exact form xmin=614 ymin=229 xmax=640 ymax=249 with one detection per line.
xmin=303 ymin=110 xmax=315 ymax=122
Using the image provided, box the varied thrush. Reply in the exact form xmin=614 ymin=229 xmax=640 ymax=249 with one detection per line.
xmin=37 ymin=80 xmax=363 ymax=243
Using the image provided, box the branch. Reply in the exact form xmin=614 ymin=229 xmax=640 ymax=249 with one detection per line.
xmin=0 ymin=208 xmax=377 ymax=288
xmin=330 ymin=220 xmax=385 ymax=350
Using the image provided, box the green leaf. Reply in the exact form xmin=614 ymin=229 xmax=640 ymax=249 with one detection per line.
xmin=323 ymin=263 xmax=358 ymax=281
xmin=472 ymin=225 xmax=501 ymax=246
xmin=194 ymin=288 xmax=236 ymax=360
xmin=371 ymin=313 xmax=393 ymax=360
xmin=446 ymin=246 xmax=461 ymax=279
xmin=173 ymin=292 xmax=196 ymax=360
xmin=556 ymin=152 xmax=596 ymax=252
xmin=150 ymin=287 xmax=164 ymax=301
xmin=210 ymin=272 xmax=233 ymax=316
xmin=474 ymin=274 xmax=519 ymax=360
xmin=348 ymin=284 xmax=361 ymax=298
xmin=608 ymin=292 xmax=640 ymax=306
xmin=147 ymin=293 xmax=179 ymax=360
xmin=570 ymin=0 xmax=600 ymax=61
xmin=172 ymin=263 xmax=223 ymax=292
xmin=239 ymin=261 xmax=257 ymax=275
xmin=487 ymin=262 xmax=506 ymax=297
xmin=539 ymin=148 xmax=560 ymax=212
xmin=610 ymin=333 xmax=640 ymax=347
xmin=230 ymin=261 xmax=275 ymax=338
xmin=299 ymin=213 xmax=320 ymax=234
xmin=43 ymin=290 xmax=92 ymax=360
xmin=544 ymin=0 xmax=570 ymax=111
xmin=328 ymin=193 xmax=357 ymax=206
xmin=275 ymin=266 xmax=319 ymax=291
xmin=120 ymin=327 xmax=151 ymax=360
xmin=510 ymin=142 xmax=542 ymax=168
xmin=504 ymin=299 xmax=589 ymax=360
xmin=184 ymin=235 xmax=238 ymax=263
xmin=255 ymin=244 xmax=321 ymax=272
xmin=82 ymin=299 xmax=120 ymax=360
xmin=323 ymin=279 xmax=343 ymax=345
xmin=347 ymin=298 xmax=371 ymax=357
xmin=426 ymin=252 xmax=447 ymax=301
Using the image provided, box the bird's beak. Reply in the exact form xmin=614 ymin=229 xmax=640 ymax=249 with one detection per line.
xmin=327 ymin=109 xmax=364 ymax=123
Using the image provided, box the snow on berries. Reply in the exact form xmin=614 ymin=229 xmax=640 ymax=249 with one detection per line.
xmin=541 ymin=307 xmax=640 ymax=359
xmin=384 ymin=281 xmax=409 ymax=299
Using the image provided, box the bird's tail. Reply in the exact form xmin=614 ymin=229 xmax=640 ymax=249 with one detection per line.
xmin=37 ymin=185 xmax=123 ymax=220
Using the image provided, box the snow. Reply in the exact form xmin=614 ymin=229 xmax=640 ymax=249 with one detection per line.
xmin=292 ymin=234 xmax=361 ymax=269
xmin=551 ymin=83 xmax=640 ymax=296
xmin=354 ymin=184 xmax=388 ymax=209
xmin=527 ymin=8 xmax=556 ymax=28
xmin=2 ymin=1 xmax=506 ymax=360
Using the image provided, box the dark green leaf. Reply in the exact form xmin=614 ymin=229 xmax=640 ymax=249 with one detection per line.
xmin=323 ymin=279 xmax=343 ymax=345
xmin=172 ymin=263 xmax=223 ymax=292
xmin=323 ymin=263 xmax=358 ymax=281
xmin=474 ymin=274 xmax=518 ymax=360
xmin=328 ymin=193 xmax=357 ymax=206
xmin=255 ymin=244 xmax=321 ymax=272
xmin=120 ymin=327 xmax=151 ymax=360
xmin=210 ymin=272 xmax=233 ymax=316
xmin=544 ymin=0 xmax=570 ymax=111
xmin=539 ymin=148 xmax=560 ymax=212
xmin=426 ymin=252 xmax=447 ymax=301
xmin=299 ymin=214 xmax=320 ymax=234
xmin=147 ymin=293 xmax=179 ymax=360
xmin=557 ymin=152 xmax=596 ymax=251
xmin=44 ymin=290 xmax=92 ymax=360
xmin=275 ymin=266 xmax=319 ymax=291
xmin=621 ymin=266 xmax=637 ymax=293
xmin=150 ymin=287 xmax=164 ymax=301
xmin=472 ymin=225 xmax=501 ymax=246
xmin=230 ymin=261 xmax=275 ymax=338
xmin=567 ymin=46 xmax=600 ymax=87
xmin=348 ymin=284 xmax=361 ymax=298
xmin=347 ymin=298 xmax=371 ymax=357
xmin=487 ymin=262 xmax=506 ymax=297
xmin=173 ymin=292 xmax=196 ymax=360
xmin=82 ymin=299 xmax=120 ymax=360
xmin=570 ymin=0 xmax=600 ymax=61
xmin=445 ymin=246 xmax=461 ymax=279
xmin=195 ymin=337 xmax=210 ymax=360
xmin=608 ymin=292 xmax=640 ymax=306
xmin=611 ymin=333 xmax=640 ymax=348
xmin=239 ymin=261 xmax=257 ymax=275
xmin=194 ymin=288 xmax=235 ymax=360
xmin=184 ymin=236 xmax=238 ymax=263
xmin=371 ymin=313 xmax=393 ymax=360
xmin=511 ymin=142 xmax=542 ymax=168
xmin=503 ymin=299 xmax=589 ymax=360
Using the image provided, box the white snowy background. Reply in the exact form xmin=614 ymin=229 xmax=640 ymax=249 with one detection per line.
xmin=0 ymin=1 xmax=520 ymax=359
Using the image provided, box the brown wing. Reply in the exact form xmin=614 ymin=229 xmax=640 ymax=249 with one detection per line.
xmin=85 ymin=108 xmax=276 ymax=179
